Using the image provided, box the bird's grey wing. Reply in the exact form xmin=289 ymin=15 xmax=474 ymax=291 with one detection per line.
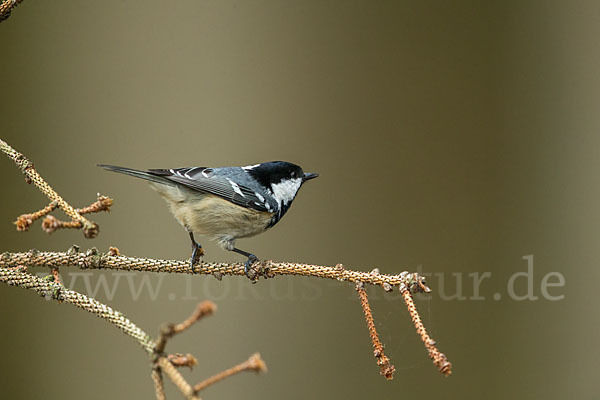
xmin=148 ymin=167 xmax=270 ymax=212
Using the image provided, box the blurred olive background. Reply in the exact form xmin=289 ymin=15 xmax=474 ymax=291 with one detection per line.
xmin=1 ymin=1 xmax=598 ymax=399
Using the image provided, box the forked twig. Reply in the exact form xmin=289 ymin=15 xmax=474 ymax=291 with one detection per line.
xmin=0 ymin=266 xmax=267 ymax=399
xmin=153 ymin=301 xmax=267 ymax=399
xmin=1 ymin=139 xmax=106 ymax=238
xmin=36 ymin=195 xmax=114 ymax=234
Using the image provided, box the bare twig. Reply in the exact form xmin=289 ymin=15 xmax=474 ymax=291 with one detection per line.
xmin=155 ymin=301 xmax=216 ymax=354
xmin=171 ymin=301 xmax=216 ymax=334
xmin=1 ymin=139 xmax=102 ymax=238
xmin=41 ymin=215 xmax=83 ymax=233
xmin=355 ymin=282 xmax=395 ymax=379
xmin=14 ymin=195 xmax=114 ymax=234
xmin=76 ymin=195 xmax=113 ymax=215
xmin=401 ymin=277 xmax=452 ymax=376
xmin=0 ymin=0 xmax=23 ymax=22
xmin=14 ymin=201 xmax=58 ymax=231
xmin=193 ymin=353 xmax=267 ymax=393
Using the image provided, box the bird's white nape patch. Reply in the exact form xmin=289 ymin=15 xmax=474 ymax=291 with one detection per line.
xmin=227 ymin=178 xmax=245 ymax=197
xmin=242 ymin=164 xmax=261 ymax=171
xmin=270 ymin=178 xmax=302 ymax=207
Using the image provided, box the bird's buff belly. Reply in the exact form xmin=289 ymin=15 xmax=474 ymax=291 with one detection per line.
xmin=151 ymin=183 xmax=273 ymax=246
xmin=176 ymin=196 xmax=272 ymax=237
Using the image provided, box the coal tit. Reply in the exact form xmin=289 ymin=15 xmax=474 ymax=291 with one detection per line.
xmin=98 ymin=161 xmax=318 ymax=275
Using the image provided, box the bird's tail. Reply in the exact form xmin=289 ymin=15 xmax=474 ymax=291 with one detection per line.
xmin=97 ymin=164 xmax=174 ymax=186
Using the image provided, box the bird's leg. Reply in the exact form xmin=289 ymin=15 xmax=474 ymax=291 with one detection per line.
xmin=232 ymin=247 xmax=259 ymax=277
xmin=188 ymin=231 xmax=204 ymax=273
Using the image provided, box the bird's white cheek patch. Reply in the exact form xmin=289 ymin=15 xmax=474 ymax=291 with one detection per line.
xmin=270 ymin=178 xmax=302 ymax=206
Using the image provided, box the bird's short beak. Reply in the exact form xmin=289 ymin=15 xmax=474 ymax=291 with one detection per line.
xmin=303 ymin=172 xmax=319 ymax=182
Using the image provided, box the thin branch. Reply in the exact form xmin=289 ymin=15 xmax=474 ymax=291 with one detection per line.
xmin=1 ymin=139 xmax=101 ymax=238
xmin=0 ymin=249 xmax=426 ymax=289
xmin=400 ymin=278 xmax=452 ymax=376
xmin=0 ymin=266 xmax=155 ymax=353
xmin=151 ymin=368 xmax=166 ymax=400
xmin=0 ymin=0 xmax=23 ymax=22
xmin=355 ymin=282 xmax=395 ymax=379
xmin=157 ymin=357 xmax=199 ymax=400
xmin=193 ymin=353 xmax=267 ymax=394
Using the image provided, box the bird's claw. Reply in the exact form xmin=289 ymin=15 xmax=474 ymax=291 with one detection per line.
xmin=190 ymin=243 xmax=204 ymax=273
xmin=244 ymin=254 xmax=259 ymax=280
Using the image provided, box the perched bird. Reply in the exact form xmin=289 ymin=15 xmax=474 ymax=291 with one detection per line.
xmin=98 ymin=161 xmax=318 ymax=275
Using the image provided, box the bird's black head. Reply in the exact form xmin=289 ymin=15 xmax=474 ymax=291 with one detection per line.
xmin=245 ymin=161 xmax=318 ymax=188
xmin=245 ymin=161 xmax=318 ymax=226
